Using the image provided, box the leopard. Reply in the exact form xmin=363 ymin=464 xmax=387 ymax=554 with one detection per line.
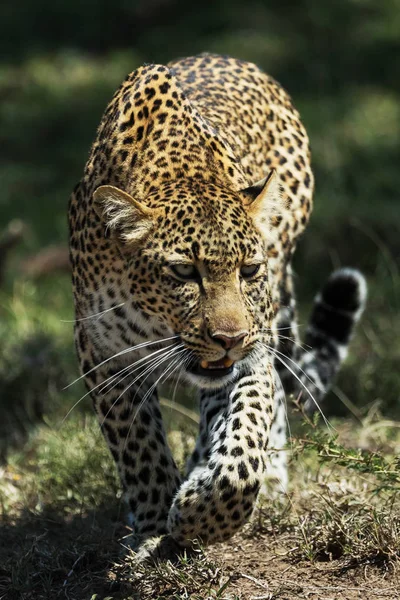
xmin=68 ymin=53 xmax=366 ymax=559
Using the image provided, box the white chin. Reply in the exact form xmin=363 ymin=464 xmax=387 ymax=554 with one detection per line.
xmin=182 ymin=365 xmax=239 ymax=390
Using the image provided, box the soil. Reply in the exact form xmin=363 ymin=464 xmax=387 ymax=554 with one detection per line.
xmin=208 ymin=534 xmax=400 ymax=600
xmin=1 ymin=509 xmax=399 ymax=599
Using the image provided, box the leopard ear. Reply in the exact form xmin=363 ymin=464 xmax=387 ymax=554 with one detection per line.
xmin=242 ymin=170 xmax=285 ymax=231
xmin=93 ymin=185 xmax=155 ymax=244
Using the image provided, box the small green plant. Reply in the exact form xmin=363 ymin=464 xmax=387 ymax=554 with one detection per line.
xmin=255 ymin=423 xmax=400 ymax=568
xmin=292 ymin=429 xmax=400 ymax=493
xmin=123 ymin=547 xmax=231 ymax=600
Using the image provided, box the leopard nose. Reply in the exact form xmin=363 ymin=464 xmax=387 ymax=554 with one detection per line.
xmin=210 ymin=331 xmax=248 ymax=350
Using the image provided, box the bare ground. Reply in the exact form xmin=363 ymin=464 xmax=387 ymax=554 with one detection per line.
xmin=2 ymin=504 xmax=399 ymax=600
xmin=207 ymin=535 xmax=400 ymax=600
xmin=2 ymin=417 xmax=400 ymax=599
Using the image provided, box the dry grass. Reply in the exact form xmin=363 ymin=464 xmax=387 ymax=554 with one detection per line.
xmin=2 ymin=410 xmax=400 ymax=599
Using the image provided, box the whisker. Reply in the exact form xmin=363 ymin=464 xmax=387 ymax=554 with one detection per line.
xmin=254 ymin=343 xmax=293 ymax=446
xmin=274 ymin=334 xmax=312 ymax=353
xmin=61 ymin=342 xmax=181 ymax=425
xmin=112 ymin=346 xmax=188 ymax=414
xmin=140 ymin=353 xmax=185 ymax=410
xmin=260 ymin=324 xmax=305 ymax=333
xmin=269 ymin=345 xmax=325 ymax=392
xmin=64 ymin=334 xmax=179 ymax=389
xmin=258 ymin=341 xmax=332 ymax=431
xmin=169 ymin=356 xmax=185 ymax=406
xmin=253 ymin=346 xmax=293 ymax=447
xmin=259 ymin=329 xmax=311 ymax=353
xmin=99 ymin=346 xmax=187 ymax=430
xmin=97 ymin=347 xmax=183 ymax=422
xmin=274 ymin=355 xmax=331 ymax=431
xmin=168 ymin=350 xmax=194 ymax=411
xmin=61 ymin=302 xmax=126 ymax=323
xmin=98 ymin=346 xmax=185 ymax=425
xmin=98 ymin=343 xmax=182 ymax=396
xmin=121 ymin=350 xmax=188 ymax=453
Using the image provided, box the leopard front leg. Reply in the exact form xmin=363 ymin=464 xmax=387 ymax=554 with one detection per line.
xmin=167 ymin=358 xmax=274 ymax=545
xmin=185 ymin=388 xmax=228 ymax=476
xmin=83 ymin=354 xmax=181 ymax=547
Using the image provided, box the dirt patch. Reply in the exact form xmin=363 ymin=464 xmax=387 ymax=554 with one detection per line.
xmin=1 ymin=508 xmax=400 ymax=599
xmin=207 ymin=534 xmax=400 ymax=599
xmin=2 ymin=418 xmax=400 ymax=599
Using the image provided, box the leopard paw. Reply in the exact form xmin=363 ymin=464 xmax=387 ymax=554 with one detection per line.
xmin=132 ymin=535 xmax=194 ymax=565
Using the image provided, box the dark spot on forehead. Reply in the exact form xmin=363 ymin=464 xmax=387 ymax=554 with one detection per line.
xmin=192 ymin=241 xmax=200 ymax=258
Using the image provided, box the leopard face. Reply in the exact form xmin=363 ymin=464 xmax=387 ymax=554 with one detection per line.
xmin=94 ymin=175 xmax=280 ymax=389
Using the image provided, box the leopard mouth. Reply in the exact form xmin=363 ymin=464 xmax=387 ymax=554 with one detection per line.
xmin=188 ymin=357 xmax=236 ymax=378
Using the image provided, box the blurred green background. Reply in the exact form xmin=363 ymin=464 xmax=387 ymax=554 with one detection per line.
xmin=0 ymin=0 xmax=399 ymax=456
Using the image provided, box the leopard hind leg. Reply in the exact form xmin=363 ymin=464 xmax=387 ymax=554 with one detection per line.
xmin=262 ymin=373 xmax=289 ymax=494
xmin=283 ymin=267 xmax=367 ymax=414
xmin=264 ymin=268 xmax=367 ymax=493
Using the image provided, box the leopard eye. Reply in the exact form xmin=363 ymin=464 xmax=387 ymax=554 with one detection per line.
xmin=240 ymin=264 xmax=261 ymax=279
xmin=170 ymin=263 xmax=198 ymax=281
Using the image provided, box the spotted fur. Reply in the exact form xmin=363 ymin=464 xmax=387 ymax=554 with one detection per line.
xmin=69 ymin=53 xmax=365 ymax=555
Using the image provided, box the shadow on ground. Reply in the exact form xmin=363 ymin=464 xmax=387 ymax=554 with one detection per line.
xmin=0 ymin=502 xmax=133 ymax=600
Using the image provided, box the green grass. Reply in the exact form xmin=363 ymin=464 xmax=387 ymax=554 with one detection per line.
xmin=254 ymin=425 xmax=400 ymax=572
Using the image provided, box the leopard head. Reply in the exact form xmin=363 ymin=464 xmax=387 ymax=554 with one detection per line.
xmin=93 ymin=171 xmax=283 ymax=388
